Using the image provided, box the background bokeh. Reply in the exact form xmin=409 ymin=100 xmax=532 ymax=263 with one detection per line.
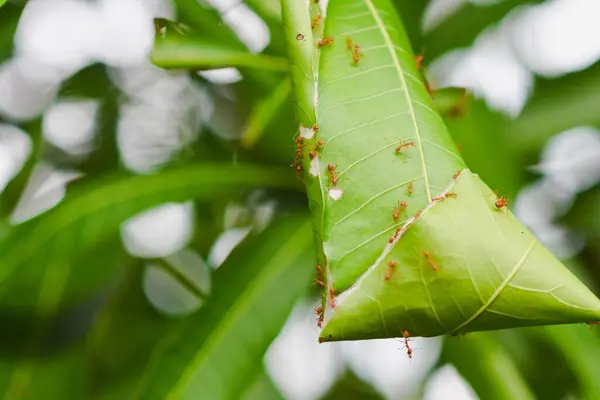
xmin=2 ymin=0 xmax=600 ymax=399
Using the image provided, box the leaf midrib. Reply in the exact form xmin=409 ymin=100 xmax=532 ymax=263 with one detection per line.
xmin=448 ymin=239 xmax=537 ymax=334
xmin=362 ymin=0 xmax=432 ymax=202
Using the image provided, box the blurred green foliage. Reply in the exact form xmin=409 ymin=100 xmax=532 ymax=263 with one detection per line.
xmin=1 ymin=0 xmax=600 ymax=399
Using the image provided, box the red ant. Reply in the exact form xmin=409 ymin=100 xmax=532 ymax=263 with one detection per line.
xmin=318 ymin=37 xmax=334 ymax=47
xmin=346 ymin=37 xmax=353 ymax=51
xmin=316 ymin=264 xmax=323 ymax=276
xmin=328 ymin=164 xmax=339 ymax=185
xmin=445 ymin=192 xmax=457 ymax=198
xmin=310 ymin=140 xmax=325 ymax=158
xmin=491 ymin=190 xmax=509 ymax=215
xmin=352 ymin=44 xmax=363 ymax=65
xmin=407 ymin=181 xmax=413 ymax=196
xmin=415 ymin=54 xmax=424 ymax=70
xmin=402 ymin=330 xmax=413 ymax=359
xmin=316 ymin=314 xmax=324 ymax=328
xmin=385 ymin=260 xmax=397 ymax=281
xmin=414 ymin=210 xmax=422 ymax=219
xmin=395 ymin=141 xmax=416 ymax=154
xmin=329 ymin=287 xmax=336 ymax=309
xmin=432 ymin=196 xmax=444 ymax=202
xmin=452 ymin=170 xmax=462 ymax=180
xmin=388 ymin=227 xmax=402 ymax=244
xmin=312 ymin=124 xmax=319 ymax=133
xmin=313 ymin=277 xmax=325 ymax=287
xmin=315 ymin=305 xmax=323 ymax=315
xmin=423 ymin=252 xmax=438 ymax=271
xmin=392 ymin=201 xmax=407 ymax=221
xmin=311 ymin=15 xmax=321 ymax=30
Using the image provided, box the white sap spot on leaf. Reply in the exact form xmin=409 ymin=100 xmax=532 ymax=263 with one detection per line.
xmin=329 ymin=188 xmax=343 ymax=200
xmin=299 ymin=126 xmax=314 ymax=139
xmin=309 ymin=157 xmax=319 ymax=176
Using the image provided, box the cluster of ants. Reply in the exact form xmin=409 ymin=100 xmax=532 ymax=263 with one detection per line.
xmin=383 ymin=169 xmax=510 ymax=282
xmin=314 ymin=264 xmax=337 ymax=328
xmin=290 ymin=125 xmax=323 ymax=178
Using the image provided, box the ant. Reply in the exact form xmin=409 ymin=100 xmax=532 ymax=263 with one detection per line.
xmin=316 ymin=314 xmax=324 ymax=328
xmin=395 ymin=140 xmax=416 ymax=154
xmin=415 ymin=54 xmax=424 ymax=70
xmin=317 ymin=37 xmax=334 ymax=47
xmin=309 ymin=140 xmax=325 ymax=158
xmin=491 ymin=190 xmax=509 ymax=215
xmin=313 ymin=277 xmax=325 ymax=287
xmin=352 ymin=44 xmax=363 ymax=65
xmin=432 ymin=196 xmax=445 ymax=202
xmin=311 ymin=15 xmax=321 ymax=30
xmin=402 ymin=330 xmax=413 ymax=359
xmin=328 ymin=164 xmax=339 ymax=185
xmin=385 ymin=260 xmax=397 ymax=281
xmin=423 ymin=252 xmax=438 ymax=271
xmin=316 ymin=264 xmax=323 ymax=276
xmin=407 ymin=181 xmax=413 ymax=196
xmin=312 ymin=124 xmax=319 ymax=133
xmin=329 ymin=287 xmax=336 ymax=309
xmin=388 ymin=227 xmax=402 ymax=244
xmin=315 ymin=305 xmax=323 ymax=315
xmin=452 ymin=170 xmax=462 ymax=180
xmin=445 ymin=192 xmax=457 ymax=198
xmin=346 ymin=37 xmax=353 ymax=51
xmin=392 ymin=201 xmax=408 ymax=221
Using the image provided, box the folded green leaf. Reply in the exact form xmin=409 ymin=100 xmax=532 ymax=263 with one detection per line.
xmin=152 ymin=38 xmax=289 ymax=71
xmin=0 ymin=164 xmax=301 ymax=311
xmin=131 ymin=215 xmax=314 ymax=399
xmin=281 ymin=0 xmax=600 ymax=342
xmin=320 ymin=170 xmax=600 ymax=340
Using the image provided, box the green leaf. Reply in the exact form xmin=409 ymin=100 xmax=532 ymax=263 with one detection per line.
xmin=310 ymin=0 xmax=465 ymax=294
xmin=0 ymin=163 xmax=302 ymax=311
xmin=130 ymin=215 xmax=314 ymax=399
xmin=151 ymin=38 xmax=289 ymax=71
xmin=282 ymin=0 xmax=600 ymax=342
xmin=281 ymin=0 xmax=316 ymax=127
xmin=0 ymin=0 xmax=7 ymax=10
xmin=241 ymin=78 xmax=292 ymax=148
xmin=442 ymin=333 xmax=536 ymax=400
xmin=320 ymin=170 xmax=600 ymax=340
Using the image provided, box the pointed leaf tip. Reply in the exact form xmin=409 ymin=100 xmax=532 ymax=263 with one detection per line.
xmin=320 ymin=170 xmax=600 ymax=342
